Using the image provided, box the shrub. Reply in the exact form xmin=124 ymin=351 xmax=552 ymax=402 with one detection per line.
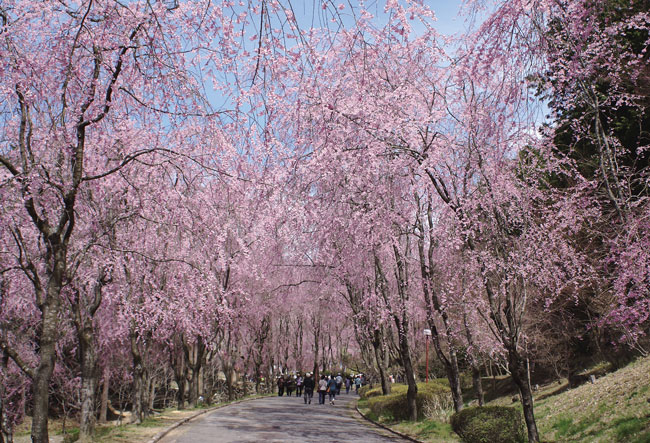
xmin=359 ymin=385 xmax=384 ymax=399
xmin=367 ymin=382 xmax=452 ymax=421
xmin=450 ymin=406 xmax=526 ymax=443
xmin=420 ymin=384 xmax=455 ymax=422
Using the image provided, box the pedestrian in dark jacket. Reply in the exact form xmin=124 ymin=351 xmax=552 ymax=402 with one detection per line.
xmin=277 ymin=376 xmax=285 ymax=396
xmin=335 ymin=373 xmax=343 ymax=395
xmin=286 ymin=376 xmax=296 ymax=397
xmin=303 ymin=373 xmax=315 ymax=404
xmin=327 ymin=376 xmax=338 ymax=405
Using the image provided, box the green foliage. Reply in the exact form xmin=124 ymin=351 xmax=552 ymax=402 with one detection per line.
xmin=393 ymin=419 xmax=459 ymax=442
xmin=358 ymin=385 xmax=381 ymax=399
xmin=551 ymin=414 xmax=599 ymax=438
xmin=551 ymin=416 xmax=573 ymax=436
xmin=61 ymin=428 xmax=79 ymax=443
xmin=613 ymin=416 xmax=650 ymax=442
xmin=367 ymin=382 xmax=452 ymax=421
xmin=450 ymin=406 xmax=526 ymax=443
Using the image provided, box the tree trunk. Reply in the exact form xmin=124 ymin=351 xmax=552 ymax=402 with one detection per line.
xmin=463 ymin=311 xmax=483 ymax=406
xmin=171 ymin=347 xmax=187 ymax=409
xmin=375 ymin=247 xmax=417 ymax=421
xmin=372 ymin=330 xmax=391 ymax=395
xmin=242 ymin=370 xmax=248 ymax=397
xmin=78 ymin=328 xmax=97 ymax=441
xmin=225 ymin=362 xmax=235 ymax=401
xmin=176 ymin=374 xmax=186 ymax=410
xmin=222 ymin=359 xmax=231 ymax=400
xmin=312 ymin=320 xmax=320 ymax=381
xmin=130 ymin=327 xmax=144 ymax=424
xmin=254 ymin=361 xmax=261 ymax=395
xmin=148 ymin=376 xmax=156 ymax=411
xmin=472 ymin=366 xmax=484 ymax=406
xmin=446 ymin=349 xmax=464 ymax=412
xmin=99 ymin=367 xmax=109 ymax=423
xmin=1 ymin=350 xmax=14 ymax=443
xmin=415 ymin=202 xmax=463 ymax=412
xmin=189 ymin=364 xmax=199 ymax=406
xmin=509 ymin=349 xmax=539 ymax=443
xmin=32 ymin=296 xmax=60 ymax=443
xmin=399 ymin=331 xmax=418 ymax=421
xmin=183 ymin=336 xmax=205 ymax=408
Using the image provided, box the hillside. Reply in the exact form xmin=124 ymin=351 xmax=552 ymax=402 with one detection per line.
xmin=361 ymin=355 xmax=650 ymax=443
xmin=532 ymin=355 xmax=650 ymax=442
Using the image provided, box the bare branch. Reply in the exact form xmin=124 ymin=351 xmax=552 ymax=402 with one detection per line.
xmin=0 ymin=339 xmax=35 ymax=379
xmin=269 ymin=280 xmax=320 ymax=293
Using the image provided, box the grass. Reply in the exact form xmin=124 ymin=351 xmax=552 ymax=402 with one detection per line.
xmin=531 ymin=354 xmax=650 ymax=442
xmin=391 ymin=418 xmax=459 ymax=442
xmin=612 ymin=416 xmax=649 ymax=442
xmin=357 ymin=383 xmax=460 ymax=442
xmin=356 ymin=355 xmax=650 ymax=443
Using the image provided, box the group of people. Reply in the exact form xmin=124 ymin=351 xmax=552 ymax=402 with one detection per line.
xmin=276 ymin=373 xmax=316 ymax=403
xmin=276 ymin=372 xmax=366 ymax=406
xmin=276 ymin=374 xmax=305 ymax=397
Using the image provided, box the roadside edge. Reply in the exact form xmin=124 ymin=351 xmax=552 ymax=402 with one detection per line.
xmin=147 ymin=395 xmax=270 ymax=443
xmin=353 ymin=402 xmax=425 ymax=443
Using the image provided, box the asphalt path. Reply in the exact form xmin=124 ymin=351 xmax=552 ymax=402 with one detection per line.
xmin=158 ymin=392 xmax=406 ymax=443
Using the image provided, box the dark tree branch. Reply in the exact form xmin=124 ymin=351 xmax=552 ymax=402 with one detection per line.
xmin=0 ymin=339 xmax=35 ymax=379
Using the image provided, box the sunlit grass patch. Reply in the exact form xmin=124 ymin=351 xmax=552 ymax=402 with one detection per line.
xmin=612 ymin=416 xmax=650 ymax=442
xmin=392 ymin=419 xmax=459 ymax=442
xmin=533 ymin=355 xmax=650 ymax=442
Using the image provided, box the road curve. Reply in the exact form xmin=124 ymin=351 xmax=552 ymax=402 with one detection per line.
xmin=158 ymin=393 xmax=406 ymax=443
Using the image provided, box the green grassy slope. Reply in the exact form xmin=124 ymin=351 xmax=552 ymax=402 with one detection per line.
xmin=357 ymin=355 xmax=650 ymax=442
xmin=533 ymin=355 xmax=650 ymax=442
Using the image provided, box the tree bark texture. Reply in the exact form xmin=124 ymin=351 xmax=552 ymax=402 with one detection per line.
xmin=32 ymin=288 xmax=61 ymax=443
xmin=130 ymin=326 xmax=144 ymax=424
xmin=1 ymin=350 xmax=14 ymax=443
xmin=99 ymin=367 xmax=109 ymax=423
xmin=445 ymin=350 xmax=464 ymax=412
xmin=376 ymin=247 xmax=418 ymax=421
xmin=398 ymin=329 xmax=418 ymax=421
xmin=372 ymin=330 xmax=391 ymax=395
xmin=312 ymin=316 xmax=321 ymax=381
xmin=78 ymin=328 xmax=97 ymax=441
xmin=171 ymin=344 xmax=187 ymax=409
xmin=472 ymin=367 xmax=484 ymax=406
xmin=75 ymin=270 xmax=106 ymax=441
xmin=415 ymin=200 xmax=464 ymax=412
xmin=184 ymin=336 xmax=205 ymax=407
xmin=509 ymin=349 xmax=539 ymax=443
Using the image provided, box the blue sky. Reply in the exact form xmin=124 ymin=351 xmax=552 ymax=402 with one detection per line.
xmin=285 ymin=0 xmax=468 ymax=38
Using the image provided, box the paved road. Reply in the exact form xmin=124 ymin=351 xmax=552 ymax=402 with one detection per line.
xmin=159 ymin=393 xmax=406 ymax=443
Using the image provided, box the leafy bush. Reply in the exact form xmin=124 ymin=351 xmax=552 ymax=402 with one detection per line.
xmin=420 ymin=384 xmax=455 ymax=422
xmin=359 ymin=385 xmax=384 ymax=399
xmin=450 ymin=406 xmax=526 ymax=443
xmin=367 ymin=382 xmax=452 ymax=421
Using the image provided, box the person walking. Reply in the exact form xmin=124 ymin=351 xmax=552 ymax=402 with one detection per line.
xmin=303 ymin=373 xmax=315 ymax=404
xmin=345 ymin=376 xmax=351 ymax=394
xmin=296 ymin=374 xmax=304 ymax=397
xmin=318 ymin=375 xmax=328 ymax=405
xmin=335 ymin=373 xmax=343 ymax=395
xmin=354 ymin=375 xmax=361 ymax=394
xmin=327 ymin=375 xmax=338 ymax=405
xmin=277 ymin=376 xmax=285 ymax=396
xmin=286 ymin=376 xmax=295 ymax=397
